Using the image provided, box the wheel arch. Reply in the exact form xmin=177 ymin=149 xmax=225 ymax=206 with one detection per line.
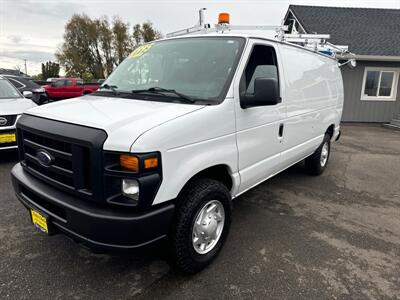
xmin=326 ymin=124 xmax=335 ymax=139
xmin=179 ymin=164 xmax=235 ymax=196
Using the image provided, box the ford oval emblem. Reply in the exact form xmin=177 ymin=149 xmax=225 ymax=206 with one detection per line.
xmin=36 ymin=149 xmax=54 ymax=167
xmin=0 ymin=117 xmax=7 ymax=126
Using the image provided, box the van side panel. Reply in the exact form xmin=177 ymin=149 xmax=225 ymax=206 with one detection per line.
xmin=278 ymin=44 xmax=343 ymax=167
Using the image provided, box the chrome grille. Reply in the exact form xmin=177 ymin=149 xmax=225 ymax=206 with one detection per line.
xmin=0 ymin=115 xmax=17 ymax=127
xmin=21 ymin=129 xmax=93 ymax=198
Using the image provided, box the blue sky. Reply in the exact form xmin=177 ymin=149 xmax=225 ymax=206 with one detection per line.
xmin=1 ymin=0 xmax=399 ymax=75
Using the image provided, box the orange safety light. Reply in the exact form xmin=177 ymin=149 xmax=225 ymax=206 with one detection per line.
xmin=120 ymin=155 xmax=139 ymax=172
xmin=218 ymin=12 xmax=230 ymax=24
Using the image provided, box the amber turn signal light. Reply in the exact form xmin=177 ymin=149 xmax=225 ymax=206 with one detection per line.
xmin=120 ymin=155 xmax=139 ymax=172
xmin=144 ymin=157 xmax=158 ymax=169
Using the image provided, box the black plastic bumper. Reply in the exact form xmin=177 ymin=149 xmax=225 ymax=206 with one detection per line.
xmin=11 ymin=163 xmax=175 ymax=253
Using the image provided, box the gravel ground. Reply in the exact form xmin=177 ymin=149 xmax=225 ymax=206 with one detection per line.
xmin=0 ymin=124 xmax=399 ymax=299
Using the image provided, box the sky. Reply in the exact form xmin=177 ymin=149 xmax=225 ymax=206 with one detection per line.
xmin=1 ymin=0 xmax=399 ymax=75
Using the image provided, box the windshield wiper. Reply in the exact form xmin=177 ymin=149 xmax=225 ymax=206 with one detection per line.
xmin=99 ymin=84 xmax=119 ymax=95
xmin=131 ymin=87 xmax=195 ymax=103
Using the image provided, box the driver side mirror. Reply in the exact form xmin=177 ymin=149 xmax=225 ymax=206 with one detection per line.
xmin=240 ymin=78 xmax=280 ymax=108
xmin=23 ymin=91 xmax=33 ymax=99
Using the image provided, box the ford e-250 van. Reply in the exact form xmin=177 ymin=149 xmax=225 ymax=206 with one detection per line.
xmin=11 ymin=15 xmax=344 ymax=273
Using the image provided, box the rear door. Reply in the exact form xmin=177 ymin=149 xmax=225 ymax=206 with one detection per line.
xmin=234 ymin=39 xmax=286 ymax=194
xmin=64 ymin=79 xmax=75 ymax=98
xmin=75 ymin=79 xmax=85 ymax=96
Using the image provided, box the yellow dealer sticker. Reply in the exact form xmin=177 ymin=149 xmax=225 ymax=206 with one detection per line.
xmin=0 ymin=133 xmax=16 ymax=144
xmin=31 ymin=209 xmax=48 ymax=233
xmin=129 ymin=43 xmax=154 ymax=58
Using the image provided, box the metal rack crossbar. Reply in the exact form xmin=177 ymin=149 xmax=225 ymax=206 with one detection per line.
xmin=166 ymin=8 xmax=354 ymax=60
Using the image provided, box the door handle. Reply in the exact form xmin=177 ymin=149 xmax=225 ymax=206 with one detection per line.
xmin=279 ymin=123 xmax=284 ymax=137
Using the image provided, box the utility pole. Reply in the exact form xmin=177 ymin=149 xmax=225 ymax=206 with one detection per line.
xmin=24 ymin=59 xmax=27 ymax=75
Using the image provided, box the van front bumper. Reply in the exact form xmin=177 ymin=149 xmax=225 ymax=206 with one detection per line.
xmin=11 ymin=163 xmax=175 ymax=253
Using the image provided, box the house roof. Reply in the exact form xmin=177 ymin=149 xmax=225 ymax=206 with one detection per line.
xmin=287 ymin=5 xmax=400 ymax=56
xmin=0 ymin=68 xmax=29 ymax=77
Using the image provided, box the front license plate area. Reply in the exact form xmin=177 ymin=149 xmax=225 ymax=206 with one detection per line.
xmin=0 ymin=133 xmax=16 ymax=144
xmin=31 ymin=209 xmax=49 ymax=234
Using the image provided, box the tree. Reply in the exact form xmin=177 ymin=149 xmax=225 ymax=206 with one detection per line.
xmin=98 ymin=17 xmax=115 ymax=75
xmin=56 ymin=14 xmax=98 ymax=78
xmin=41 ymin=61 xmax=60 ymax=79
xmin=132 ymin=21 xmax=162 ymax=45
xmin=132 ymin=24 xmax=142 ymax=46
xmin=31 ymin=74 xmax=43 ymax=80
xmin=141 ymin=21 xmax=162 ymax=43
xmin=112 ymin=17 xmax=132 ymax=64
xmin=56 ymin=14 xmax=162 ymax=78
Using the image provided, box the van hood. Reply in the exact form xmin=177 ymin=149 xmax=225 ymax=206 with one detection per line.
xmin=0 ymin=97 xmax=37 ymax=116
xmin=25 ymin=95 xmax=205 ymax=151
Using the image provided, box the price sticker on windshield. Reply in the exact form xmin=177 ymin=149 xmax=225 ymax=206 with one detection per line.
xmin=129 ymin=43 xmax=154 ymax=58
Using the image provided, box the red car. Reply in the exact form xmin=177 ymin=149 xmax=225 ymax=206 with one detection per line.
xmin=44 ymin=78 xmax=99 ymax=100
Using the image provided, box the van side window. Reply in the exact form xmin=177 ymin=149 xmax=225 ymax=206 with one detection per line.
xmin=242 ymin=45 xmax=279 ymax=94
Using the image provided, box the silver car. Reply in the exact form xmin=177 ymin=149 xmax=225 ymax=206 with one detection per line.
xmin=0 ymin=76 xmax=37 ymax=150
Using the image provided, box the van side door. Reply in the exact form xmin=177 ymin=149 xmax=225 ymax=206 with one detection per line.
xmin=234 ymin=39 xmax=286 ymax=194
xmin=278 ymin=44 xmax=336 ymax=168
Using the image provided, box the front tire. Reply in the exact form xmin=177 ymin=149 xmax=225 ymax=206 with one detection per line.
xmin=171 ymin=178 xmax=232 ymax=274
xmin=305 ymin=133 xmax=331 ymax=175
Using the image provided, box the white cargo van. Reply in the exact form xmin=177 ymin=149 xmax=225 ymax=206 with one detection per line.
xmin=11 ymin=13 xmax=345 ymax=273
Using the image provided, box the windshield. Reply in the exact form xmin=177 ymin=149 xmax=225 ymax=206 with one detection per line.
xmin=0 ymin=79 xmax=22 ymax=99
xmin=102 ymin=37 xmax=245 ymax=103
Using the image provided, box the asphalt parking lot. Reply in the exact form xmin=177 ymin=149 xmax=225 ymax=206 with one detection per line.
xmin=0 ymin=124 xmax=399 ymax=299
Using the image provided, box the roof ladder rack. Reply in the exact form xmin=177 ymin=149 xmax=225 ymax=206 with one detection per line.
xmin=166 ymin=8 xmax=354 ymax=60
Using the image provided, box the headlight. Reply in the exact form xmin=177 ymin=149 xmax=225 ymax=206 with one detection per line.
xmin=32 ymin=88 xmax=45 ymax=93
xmin=122 ymin=179 xmax=139 ymax=203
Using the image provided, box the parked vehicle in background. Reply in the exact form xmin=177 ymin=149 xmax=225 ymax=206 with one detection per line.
xmin=43 ymin=78 xmax=99 ymax=100
xmin=46 ymin=78 xmax=60 ymax=83
xmin=1 ymin=74 xmax=49 ymax=105
xmin=0 ymin=76 xmax=37 ymax=150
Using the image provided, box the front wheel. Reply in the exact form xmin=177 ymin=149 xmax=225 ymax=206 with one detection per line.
xmin=305 ymin=134 xmax=331 ymax=175
xmin=171 ymin=178 xmax=232 ymax=274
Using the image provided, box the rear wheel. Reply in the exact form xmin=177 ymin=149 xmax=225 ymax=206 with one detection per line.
xmin=305 ymin=133 xmax=331 ymax=175
xmin=171 ymin=178 xmax=232 ymax=274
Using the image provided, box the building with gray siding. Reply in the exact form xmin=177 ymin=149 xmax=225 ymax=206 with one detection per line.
xmin=283 ymin=5 xmax=400 ymax=125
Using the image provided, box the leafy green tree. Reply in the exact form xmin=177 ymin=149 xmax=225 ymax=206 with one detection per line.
xmin=41 ymin=61 xmax=60 ymax=79
xmin=141 ymin=21 xmax=162 ymax=43
xmin=132 ymin=21 xmax=162 ymax=45
xmin=31 ymin=74 xmax=43 ymax=80
xmin=56 ymin=14 xmax=162 ymax=78
xmin=98 ymin=17 xmax=115 ymax=76
xmin=112 ymin=17 xmax=132 ymax=64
